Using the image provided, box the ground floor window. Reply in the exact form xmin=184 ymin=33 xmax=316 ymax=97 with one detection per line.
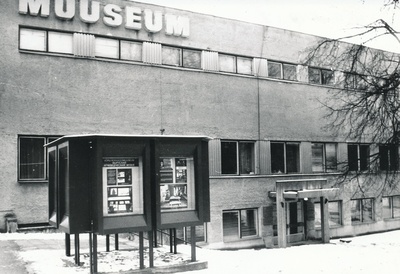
xmin=382 ymin=196 xmax=400 ymax=219
xmin=18 ymin=135 xmax=60 ymax=181
xmin=351 ymin=198 xmax=374 ymax=223
xmin=314 ymin=200 xmax=342 ymax=228
xmin=223 ymin=209 xmax=258 ymax=242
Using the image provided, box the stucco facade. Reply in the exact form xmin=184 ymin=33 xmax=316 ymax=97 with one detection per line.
xmin=1 ymin=0 xmax=400 ymax=248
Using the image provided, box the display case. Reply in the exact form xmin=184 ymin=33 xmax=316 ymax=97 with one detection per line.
xmin=46 ymin=135 xmax=210 ymax=235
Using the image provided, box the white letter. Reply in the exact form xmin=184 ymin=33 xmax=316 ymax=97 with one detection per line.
xmin=165 ymin=14 xmax=189 ymax=37
xmin=55 ymin=0 xmax=75 ymax=20
xmin=125 ymin=6 xmax=142 ymax=30
xmin=19 ymin=0 xmax=50 ymax=17
xmin=103 ymin=4 xmax=122 ymax=27
xmin=144 ymin=9 xmax=162 ymax=33
xmin=79 ymin=0 xmax=100 ymax=23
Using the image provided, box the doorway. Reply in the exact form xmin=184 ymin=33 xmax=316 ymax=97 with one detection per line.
xmin=286 ymin=201 xmax=305 ymax=243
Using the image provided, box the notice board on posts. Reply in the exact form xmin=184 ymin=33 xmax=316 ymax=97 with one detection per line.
xmin=46 ymin=134 xmax=210 ymax=235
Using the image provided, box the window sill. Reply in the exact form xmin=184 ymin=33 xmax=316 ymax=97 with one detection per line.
xmin=383 ymin=217 xmax=400 ymax=221
xmin=351 ymin=221 xmax=375 ymax=226
xmin=18 ymin=180 xmax=48 ymax=184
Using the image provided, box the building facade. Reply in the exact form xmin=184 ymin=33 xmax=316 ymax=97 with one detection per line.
xmin=1 ymin=0 xmax=400 ymax=248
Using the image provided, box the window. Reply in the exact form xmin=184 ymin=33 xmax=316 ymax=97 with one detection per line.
xmin=48 ymin=31 xmax=73 ymax=54
xmin=120 ymin=41 xmax=142 ymax=61
xmin=182 ymin=49 xmax=201 ymax=69
xmin=159 ymin=157 xmax=195 ymax=211
xmin=311 ymin=143 xmax=337 ymax=172
xmin=223 ymin=209 xmax=258 ymax=242
xmin=379 ymin=145 xmax=399 ymax=171
xmin=221 ymin=141 xmax=255 ymax=175
xmin=162 ymin=46 xmax=181 ymax=66
xmin=283 ymin=64 xmax=297 ymax=81
xmin=347 ymin=144 xmax=369 ymax=171
xmin=95 ymin=37 xmax=119 ymax=59
xmin=382 ymin=196 xmax=400 ymax=219
xmin=351 ymin=198 xmax=374 ymax=223
xmin=271 ymin=142 xmax=300 ymax=173
xmin=219 ymin=54 xmax=236 ymax=73
xmin=309 ymin=67 xmax=334 ymax=85
xmin=18 ymin=136 xmax=59 ymax=181
xmin=237 ymin=57 xmax=253 ymax=75
xmin=268 ymin=61 xmax=282 ymax=78
xmin=20 ymin=28 xmax=46 ymax=51
xmin=314 ymin=201 xmax=342 ymax=228
xmin=268 ymin=62 xmax=297 ymax=80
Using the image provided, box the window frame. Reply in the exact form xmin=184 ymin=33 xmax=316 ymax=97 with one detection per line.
xmin=311 ymin=142 xmax=338 ymax=173
xmin=222 ymin=208 xmax=258 ymax=242
xmin=351 ymin=198 xmax=374 ymax=224
xmin=314 ymin=200 xmax=342 ymax=228
xmin=220 ymin=140 xmax=256 ymax=175
xmin=309 ymin=67 xmax=335 ymax=85
xmin=379 ymin=144 xmax=399 ymax=171
xmin=347 ymin=143 xmax=370 ymax=172
xmin=18 ymin=135 xmax=60 ymax=183
xmin=382 ymin=195 xmax=400 ymax=219
xmin=270 ymin=141 xmax=300 ymax=174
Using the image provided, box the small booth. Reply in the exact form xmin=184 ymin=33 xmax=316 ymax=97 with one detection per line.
xmin=46 ymin=134 xmax=210 ymax=273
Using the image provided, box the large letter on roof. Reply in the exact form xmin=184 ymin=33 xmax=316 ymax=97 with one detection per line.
xmin=19 ymin=0 xmax=50 ymax=17
xmin=165 ymin=14 xmax=189 ymax=37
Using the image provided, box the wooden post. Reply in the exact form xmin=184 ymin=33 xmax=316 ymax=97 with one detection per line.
xmin=148 ymin=231 xmax=154 ymax=268
xmin=89 ymin=233 xmax=94 ymax=274
xmin=169 ymin=229 xmax=173 ymax=253
xmin=320 ymin=197 xmax=330 ymax=243
xmin=173 ymin=228 xmax=177 ymax=254
xmin=93 ymin=234 xmax=98 ymax=274
xmin=114 ymin=234 xmax=119 ymax=250
xmin=65 ymin=233 xmax=71 ymax=257
xmin=106 ymin=235 xmax=110 ymax=252
xmin=191 ymin=226 xmax=196 ymax=262
xmin=139 ymin=232 xmax=144 ymax=269
xmin=276 ymin=186 xmax=287 ymax=248
xmin=74 ymin=233 xmax=80 ymax=265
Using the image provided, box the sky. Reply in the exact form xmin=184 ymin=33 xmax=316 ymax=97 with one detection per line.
xmin=133 ymin=0 xmax=400 ymax=53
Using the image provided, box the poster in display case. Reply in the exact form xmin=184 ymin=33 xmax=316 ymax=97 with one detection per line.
xmin=159 ymin=157 xmax=195 ymax=211
xmin=102 ymin=157 xmax=143 ymax=216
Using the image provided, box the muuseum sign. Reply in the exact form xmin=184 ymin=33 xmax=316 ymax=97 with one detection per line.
xmin=18 ymin=0 xmax=190 ymax=37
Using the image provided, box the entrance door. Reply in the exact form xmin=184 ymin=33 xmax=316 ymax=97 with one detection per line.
xmin=286 ymin=201 xmax=305 ymax=242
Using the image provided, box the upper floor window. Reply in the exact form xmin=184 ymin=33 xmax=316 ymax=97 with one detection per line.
xmin=271 ymin=142 xmax=300 ymax=174
xmin=344 ymin=73 xmax=368 ymax=90
xmin=182 ymin=49 xmax=201 ymax=69
xmin=309 ymin=67 xmax=334 ymax=85
xmin=219 ymin=54 xmax=237 ymax=73
xmin=351 ymin=198 xmax=374 ymax=223
xmin=379 ymin=145 xmax=399 ymax=171
xmin=19 ymin=136 xmax=59 ymax=181
xmin=221 ymin=141 xmax=255 ymax=175
xmin=268 ymin=61 xmax=297 ymax=81
xmin=347 ymin=144 xmax=369 ymax=171
xmin=237 ymin=56 xmax=253 ymax=75
xmin=311 ymin=143 xmax=337 ymax=172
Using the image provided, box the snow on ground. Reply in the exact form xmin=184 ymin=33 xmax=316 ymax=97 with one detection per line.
xmin=1 ymin=230 xmax=400 ymax=274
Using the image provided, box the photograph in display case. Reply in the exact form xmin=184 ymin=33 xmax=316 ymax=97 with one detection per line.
xmin=103 ymin=157 xmax=143 ymax=215
xmin=159 ymin=157 xmax=193 ymax=210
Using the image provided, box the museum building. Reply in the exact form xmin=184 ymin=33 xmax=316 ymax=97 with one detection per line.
xmin=1 ymin=0 xmax=400 ymax=249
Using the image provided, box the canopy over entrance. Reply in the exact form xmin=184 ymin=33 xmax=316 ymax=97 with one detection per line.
xmin=270 ymin=179 xmax=339 ymax=248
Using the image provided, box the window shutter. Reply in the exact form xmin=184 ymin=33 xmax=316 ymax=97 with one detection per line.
xmin=202 ymin=51 xmax=218 ymax=71
xmin=259 ymin=140 xmax=270 ymax=174
xmin=208 ymin=139 xmax=221 ymax=176
xmin=73 ymin=33 xmax=95 ymax=57
xmin=143 ymin=42 xmax=162 ymax=64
